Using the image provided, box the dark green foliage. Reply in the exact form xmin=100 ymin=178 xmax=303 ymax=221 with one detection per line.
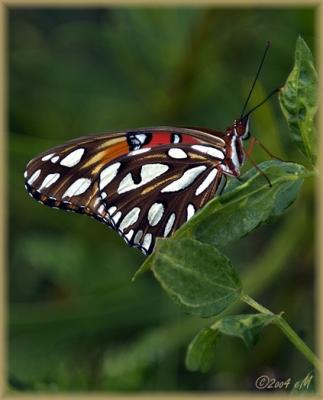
xmin=279 ymin=36 xmax=317 ymax=165
xmin=186 ymin=314 xmax=276 ymax=372
xmin=152 ymin=238 xmax=242 ymax=317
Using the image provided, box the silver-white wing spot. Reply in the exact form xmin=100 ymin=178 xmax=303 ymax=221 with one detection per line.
xmin=172 ymin=134 xmax=181 ymax=143
xmin=124 ymin=229 xmax=134 ymax=242
xmin=161 ymin=165 xmax=207 ymax=193
xmin=136 ymin=133 xmax=147 ymax=144
xmin=187 ymin=203 xmax=195 ymax=221
xmin=195 ymin=168 xmax=217 ymax=196
xmin=107 ymin=206 xmax=117 ymax=216
xmin=164 ymin=213 xmax=176 ymax=237
xmin=119 ymin=207 xmax=141 ymax=232
xmin=41 ymin=153 xmax=55 ymax=161
xmin=191 ymin=144 xmax=225 ymax=160
xmin=51 ymin=156 xmax=59 ymax=163
xmin=167 ymin=148 xmax=187 ymax=159
xmin=133 ymin=230 xmax=143 ymax=245
xmin=60 ymin=148 xmax=85 ymax=167
xmin=147 ymin=202 xmax=164 ymax=227
xmin=39 ymin=173 xmax=60 ymax=191
xmin=24 ymin=170 xmax=28 ymax=178
xmin=27 ymin=169 xmax=41 ymax=185
xmin=62 ymin=178 xmax=91 ymax=198
xmin=118 ymin=163 xmax=169 ymax=194
xmin=142 ymin=233 xmax=152 ymax=252
xmin=129 ymin=148 xmax=151 ymax=156
xmin=99 ymin=162 xmax=121 ymax=190
xmin=112 ymin=211 xmax=122 ymax=224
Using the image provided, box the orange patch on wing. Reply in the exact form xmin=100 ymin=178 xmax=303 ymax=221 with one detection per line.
xmin=82 ymin=139 xmax=129 ymax=174
xmin=101 ymin=140 xmax=129 ymax=162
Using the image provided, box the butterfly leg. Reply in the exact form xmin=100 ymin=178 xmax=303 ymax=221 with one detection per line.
xmin=244 ymin=146 xmax=272 ymax=188
xmin=247 ymin=136 xmax=284 ymax=161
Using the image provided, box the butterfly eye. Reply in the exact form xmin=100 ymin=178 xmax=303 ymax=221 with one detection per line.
xmin=235 ymin=116 xmax=250 ymax=139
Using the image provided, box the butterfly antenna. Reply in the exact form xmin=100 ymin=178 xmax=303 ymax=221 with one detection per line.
xmin=240 ymin=41 xmax=271 ymax=119
xmin=245 ymin=87 xmax=280 ymax=117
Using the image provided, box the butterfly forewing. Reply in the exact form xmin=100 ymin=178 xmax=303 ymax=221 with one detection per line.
xmin=24 ymin=128 xmax=228 ymax=254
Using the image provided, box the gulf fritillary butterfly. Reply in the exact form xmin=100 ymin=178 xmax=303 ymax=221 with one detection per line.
xmin=24 ymin=43 xmax=277 ymax=255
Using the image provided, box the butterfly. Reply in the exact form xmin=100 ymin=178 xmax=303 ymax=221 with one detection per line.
xmin=24 ymin=44 xmax=277 ymax=255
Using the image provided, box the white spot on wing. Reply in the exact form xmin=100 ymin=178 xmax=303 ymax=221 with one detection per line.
xmin=108 ymin=206 xmax=117 ymax=216
xmin=118 ymin=163 xmax=169 ymax=194
xmin=168 ymin=148 xmax=187 ymax=159
xmin=187 ymin=203 xmax=195 ymax=221
xmin=41 ymin=153 xmax=55 ymax=161
xmin=60 ymin=148 xmax=85 ymax=167
xmin=148 ymin=202 xmax=164 ymax=226
xmin=164 ymin=213 xmax=176 ymax=237
xmin=124 ymin=229 xmax=134 ymax=242
xmin=112 ymin=211 xmax=122 ymax=225
xmin=172 ymin=134 xmax=181 ymax=143
xmin=161 ymin=165 xmax=206 ymax=193
xmin=27 ymin=169 xmax=41 ymax=185
xmin=136 ymin=133 xmax=147 ymax=144
xmin=119 ymin=207 xmax=141 ymax=232
xmin=191 ymin=145 xmax=225 ymax=160
xmin=195 ymin=168 xmax=217 ymax=196
xmin=142 ymin=233 xmax=152 ymax=252
xmin=129 ymin=148 xmax=151 ymax=156
xmin=62 ymin=178 xmax=91 ymax=198
xmin=24 ymin=170 xmax=28 ymax=178
xmin=51 ymin=156 xmax=59 ymax=163
xmin=99 ymin=162 xmax=121 ymax=190
xmin=133 ymin=230 xmax=143 ymax=245
xmin=39 ymin=173 xmax=60 ymax=191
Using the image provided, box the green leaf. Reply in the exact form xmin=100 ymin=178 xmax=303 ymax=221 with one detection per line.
xmin=185 ymin=327 xmax=220 ymax=373
xmin=151 ymin=238 xmax=242 ymax=317
xmin=176 ymin=160 xmax=307 ymax=248
xmin=186 ymin=313 xmax=276 ymax=372
xmin=131 ymin=253 xmax=155 ymax=281
xmin=279 ymin=36 xmax=317 ymax=165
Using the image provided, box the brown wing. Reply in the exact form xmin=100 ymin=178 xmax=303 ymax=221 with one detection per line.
xmin=25 ymin=135 xmax=227 ymax=254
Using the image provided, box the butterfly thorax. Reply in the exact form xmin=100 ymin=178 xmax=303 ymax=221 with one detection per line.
xmin=221 ymin=119 xmax=249 ymax=177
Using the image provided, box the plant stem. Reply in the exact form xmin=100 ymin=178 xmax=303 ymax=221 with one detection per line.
xmin=241 ymin=293 xmax=320 ymax=371
xmin=275 ymin=316 xmax=320 ymax=371
xmin=241 ymin=293 xmax=273 ymax=315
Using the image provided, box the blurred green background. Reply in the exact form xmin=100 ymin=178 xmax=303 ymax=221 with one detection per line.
xmin=8 ymin=7 xmax=316 ymax=392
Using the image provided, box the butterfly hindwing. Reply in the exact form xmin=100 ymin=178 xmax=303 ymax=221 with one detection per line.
xmin=97 ymin=144 xmax=226 ymax=254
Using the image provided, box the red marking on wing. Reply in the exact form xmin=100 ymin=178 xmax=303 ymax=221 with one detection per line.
xmin=181 ymin=134 xmax=201 ymax=144
xmin=148 ymin=132 xmax=172 ymax=146
xmin=144 ymin=131 xmax=201 ymax=148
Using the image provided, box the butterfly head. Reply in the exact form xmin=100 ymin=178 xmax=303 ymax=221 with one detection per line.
xmin=233 ymin=115 xmax=250 ymax=140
